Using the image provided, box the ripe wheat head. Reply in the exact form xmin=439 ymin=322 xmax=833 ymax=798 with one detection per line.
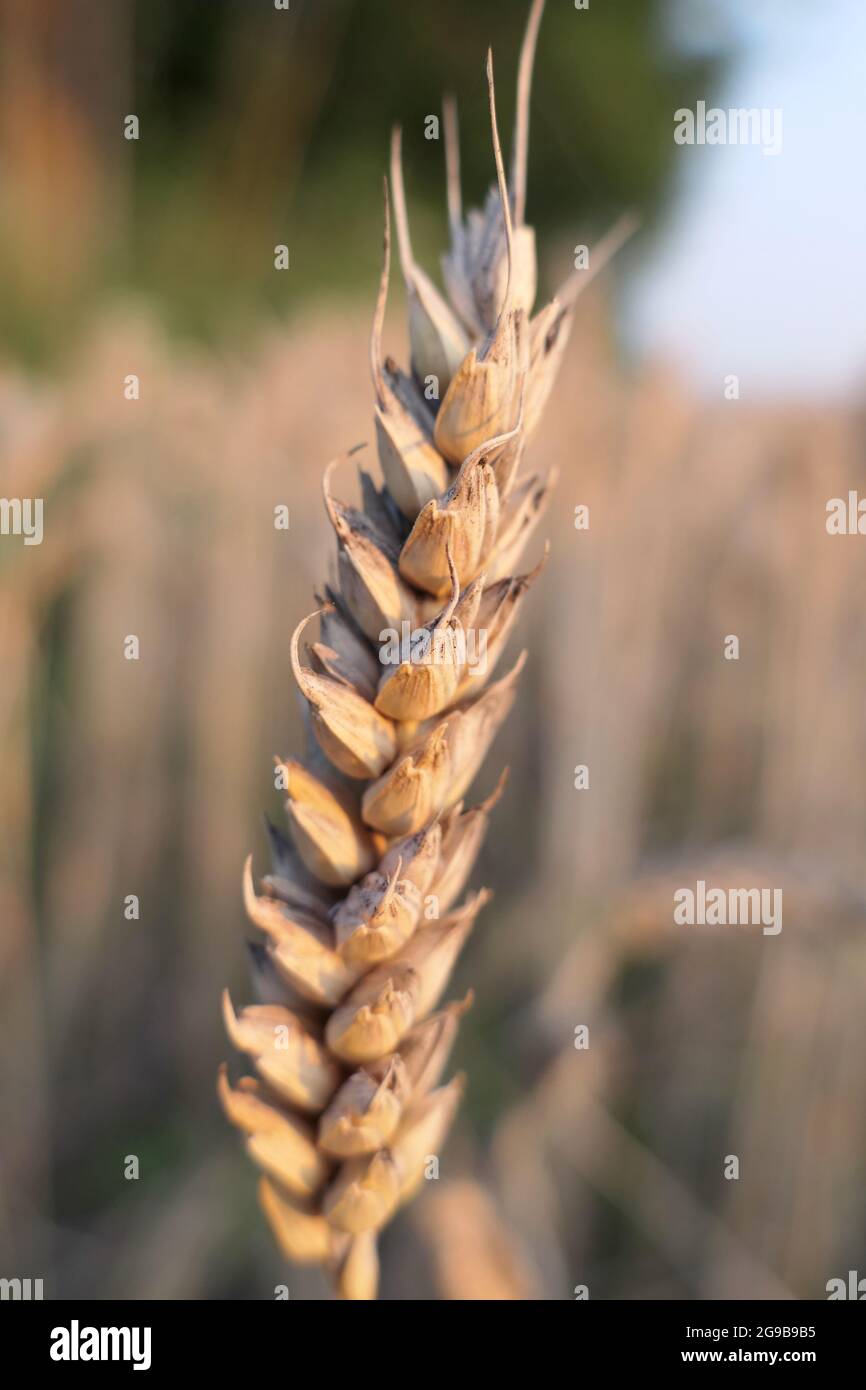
xmin=219 ymin=0 xmax=631 ymax=1300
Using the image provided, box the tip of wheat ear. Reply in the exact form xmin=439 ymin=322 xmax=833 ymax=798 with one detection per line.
xmin=220 ymin=0 xmax=632 ymax=1300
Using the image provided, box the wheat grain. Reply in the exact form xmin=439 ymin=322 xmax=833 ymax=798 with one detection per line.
xmin=219 ymin=0 xmax=626 ymax=1300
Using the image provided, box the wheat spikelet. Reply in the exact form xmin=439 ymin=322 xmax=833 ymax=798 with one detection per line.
xmin=219 ymin=0 xmax=627 ymax=1300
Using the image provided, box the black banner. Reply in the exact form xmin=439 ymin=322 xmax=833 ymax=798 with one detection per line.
xmin=1 ymin=1299 xmax=861 ymax=1374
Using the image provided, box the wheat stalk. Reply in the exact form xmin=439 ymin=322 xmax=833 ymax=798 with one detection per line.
xmin=219 ymin=0 xmax=627 ymax=1301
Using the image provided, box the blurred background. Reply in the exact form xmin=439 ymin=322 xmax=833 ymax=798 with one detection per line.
xmin=2 ymin=0 xmax=865 ymax=1300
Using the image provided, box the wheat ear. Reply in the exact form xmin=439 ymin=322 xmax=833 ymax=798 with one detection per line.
xmin=219 ymin=0 xmax=627 ymax=1301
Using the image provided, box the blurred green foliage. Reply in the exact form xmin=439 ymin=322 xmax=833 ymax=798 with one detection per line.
xmin=0 ymin=0 xmax=717 ymax=362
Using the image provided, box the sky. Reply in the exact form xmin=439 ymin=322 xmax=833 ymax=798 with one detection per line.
xmin=627 ymin=0 xmax=866 ymax=400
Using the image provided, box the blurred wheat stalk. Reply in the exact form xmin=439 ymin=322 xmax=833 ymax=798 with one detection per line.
xmin=218 ymin=0 xmax=627 ymax=1300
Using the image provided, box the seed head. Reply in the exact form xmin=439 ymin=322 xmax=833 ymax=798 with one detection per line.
xmin=220 ymin=0 xmax=632 ymax=1300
